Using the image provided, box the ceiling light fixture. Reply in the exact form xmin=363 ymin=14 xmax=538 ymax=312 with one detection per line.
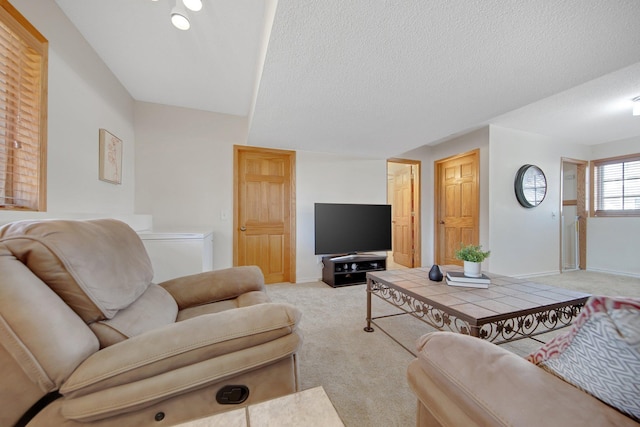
xmin=182 ymin=0 xmax=203 ymax=12
xmin=170 ymin=0 xmax=190 ymax=30
xmin=633 ymin=96 xmax=640 ymax=116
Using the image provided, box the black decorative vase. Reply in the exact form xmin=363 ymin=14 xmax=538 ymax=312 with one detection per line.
xmin=428 ymin=264 xmax=443 ymax=282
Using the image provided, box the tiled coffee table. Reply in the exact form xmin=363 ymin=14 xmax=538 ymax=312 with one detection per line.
xmin=365 ymin=266 xmax=589 ymax=351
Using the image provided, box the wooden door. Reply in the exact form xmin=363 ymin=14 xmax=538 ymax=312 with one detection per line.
xmin=576 ymin=162 xmax=587 ymax=270
xmin=435 ymin=150 xmax=479 ymax=265
xmin=234 ymin=146 xmax=296 ymax=284
xmin=392 ymin=164 xmax=414 ymax=267
xmin=561 ymin=158 xmax=587 ymax=271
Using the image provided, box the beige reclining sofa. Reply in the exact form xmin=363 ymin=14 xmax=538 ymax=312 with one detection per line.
xmin=407 ymin=294 xmax=640 ymax=427
xmin=0 ymin=218 xmax=303 ymax=426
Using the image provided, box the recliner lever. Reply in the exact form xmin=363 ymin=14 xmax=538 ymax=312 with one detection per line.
xmin=216 ymin=385 xmax=250 ymax=404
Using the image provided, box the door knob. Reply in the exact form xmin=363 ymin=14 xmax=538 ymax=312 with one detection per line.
xmin=439 ymin=221 xmax=445 ymax=225
xmin=240 ymin=226 xmax=246 ymax=231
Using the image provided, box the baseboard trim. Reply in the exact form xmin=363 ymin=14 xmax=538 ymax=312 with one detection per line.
xmin=585 ymin=267 xmax=640 ymax=279
xmin=512 ymin=270 xmax=560 ymax=279
xmin=509 ymin=268 xmax=640 ymax=280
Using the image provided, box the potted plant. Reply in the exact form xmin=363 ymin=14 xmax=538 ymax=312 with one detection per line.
xmin=455 ymin=243 xmax=491 ymax=277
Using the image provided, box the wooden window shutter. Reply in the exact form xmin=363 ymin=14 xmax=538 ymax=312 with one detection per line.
xmin=0 ymin=1 xmax=47 ymax=211
xmin=592 ymin=153 xmax=640 ymax=217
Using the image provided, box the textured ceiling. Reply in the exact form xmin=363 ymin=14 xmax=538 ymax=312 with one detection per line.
xmin=55 ymin=0 xmax=640 ymax=159
xmin=491 ymin=62 xmax=640 ymax=145
xmin=55 ymin=0 xmax=268 ymax=115
xmin=249 ymin=0 xmax=640 ymax=157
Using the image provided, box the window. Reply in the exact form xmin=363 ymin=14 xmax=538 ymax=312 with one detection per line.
xmin=0 ymin=1 xmax=47 ymax=211
xmin=591 ymin=153 xmax=640 ymax=217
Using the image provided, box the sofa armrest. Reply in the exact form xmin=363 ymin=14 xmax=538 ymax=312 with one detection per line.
xmin=407 ymin=332 xmax=636 ymax=427
xmin=159 ymin=266 xmax=266 ymax=309
xmin=61 ymin=302 xmax=300 ymax=398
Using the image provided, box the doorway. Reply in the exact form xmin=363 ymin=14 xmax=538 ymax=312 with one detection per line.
xmin=560 ymin=158 xmax=587 ymax=271
xmin=434 ymin=150 xmax=480 ymax=265
xmin=233 ymin=145 xmax=296 ymax=283
xmin=387 ymin=159 xmax=421 ymax=268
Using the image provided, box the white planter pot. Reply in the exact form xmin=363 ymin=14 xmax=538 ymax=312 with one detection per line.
xmin=463 ymin=261 xmax=482 ymax=277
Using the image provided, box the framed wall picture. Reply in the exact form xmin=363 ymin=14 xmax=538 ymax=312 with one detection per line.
xmin=99 ymin=128 xmax=122 ymax=184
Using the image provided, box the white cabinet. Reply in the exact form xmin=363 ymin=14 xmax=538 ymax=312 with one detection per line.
xmin=138 ymin=230 xmax=213 ymax=283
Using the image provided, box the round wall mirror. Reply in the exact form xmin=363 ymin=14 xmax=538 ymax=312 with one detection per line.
xmin=514 ymin=164 xmax=547 ymax=208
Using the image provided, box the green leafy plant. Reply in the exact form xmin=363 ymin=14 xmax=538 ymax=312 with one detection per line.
xmin=455 ymin=243 xmax=491 ymax=262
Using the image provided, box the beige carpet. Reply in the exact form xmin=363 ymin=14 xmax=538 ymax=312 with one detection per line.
xmin=266 ymin=270 xmax=640 ymax=427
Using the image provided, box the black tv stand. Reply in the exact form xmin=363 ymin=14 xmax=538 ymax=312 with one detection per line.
xmin=321 ymin=254 xmax=387 ymax=287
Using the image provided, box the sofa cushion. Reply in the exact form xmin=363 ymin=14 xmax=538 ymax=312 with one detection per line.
xmin=527 ymin=296 xmax=640 ymax=421
xmin=89 ymin=284 xmax=178 ymax=348
xmin=0 ymin=219 xmax=153 ymax=323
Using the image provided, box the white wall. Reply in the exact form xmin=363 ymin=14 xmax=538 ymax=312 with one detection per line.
xmin=295 ymin=151 xmax=387 ymax=282
xmin=488 ymin=126 xmax=591 ymax=277
xmin=134 ymin=102 xmax=249 ymax=270
xmin=132 ymin=101 xmax=392 ymax=281
xmin=5 ymin=0 xmax=136 ymax=220
xmin=396 ymin=126 xmax=638 ymax=278
xmin=587 ymin=136 xmax=640 ymax=276
xmin=134 ymin=107 xmax=388 ymax=280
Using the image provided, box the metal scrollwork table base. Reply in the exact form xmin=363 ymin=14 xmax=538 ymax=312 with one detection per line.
xmin=365 ymin=266 xmax=589 ymax=355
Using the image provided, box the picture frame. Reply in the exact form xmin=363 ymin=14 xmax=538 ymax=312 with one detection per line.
xmin=99 ymin=128 xmax=122 ymax=184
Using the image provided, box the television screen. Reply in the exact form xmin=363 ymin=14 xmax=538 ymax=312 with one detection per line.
xmin=314 ymin=203 xmax=392 ymax=256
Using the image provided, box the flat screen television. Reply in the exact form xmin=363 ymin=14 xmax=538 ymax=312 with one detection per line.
xmin=314 ymin=203 xmax=392 ymax=259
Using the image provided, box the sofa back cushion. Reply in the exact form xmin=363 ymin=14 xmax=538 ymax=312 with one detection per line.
xmin=0 ymin=243 xmax=99 ymax=426
xmin=0 ymin=219 xmax=153 ymax=323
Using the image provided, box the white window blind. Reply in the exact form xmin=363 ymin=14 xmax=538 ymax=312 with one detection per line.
xmin=592 ymin=153 xmax=640 ymax=217
xmin=0 ymin=2 xmax=47 ymax=211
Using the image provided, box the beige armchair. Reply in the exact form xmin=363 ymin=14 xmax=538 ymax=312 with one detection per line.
xmin=0 ymin=219 xmax=302 ymax=427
